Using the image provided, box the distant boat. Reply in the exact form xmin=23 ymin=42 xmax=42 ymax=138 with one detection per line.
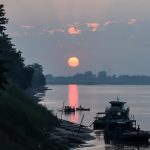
xmin=76 ymin=105 xmax=90 ymax=111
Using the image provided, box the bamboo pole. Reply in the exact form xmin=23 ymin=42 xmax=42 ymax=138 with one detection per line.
xmin=77 ymin=114 xmax=84 ymax=136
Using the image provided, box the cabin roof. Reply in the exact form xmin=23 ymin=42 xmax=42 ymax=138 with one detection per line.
xmin=109 ymin=101 xmax=126 ymax=105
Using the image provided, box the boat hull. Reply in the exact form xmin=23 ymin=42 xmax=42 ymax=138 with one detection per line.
xmin=120 ymin=131 xmax=150 ymax=141
xmin=76 ymin=108 xmax=90 ymax=111
xmin=93 ymin=120 xmax=106 ymax=129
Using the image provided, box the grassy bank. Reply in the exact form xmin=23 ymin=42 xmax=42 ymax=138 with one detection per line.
xmin=0 ymin=83 xmax=59 ymax=150
xmin=0 ymin=83 xmax=94 ymax=150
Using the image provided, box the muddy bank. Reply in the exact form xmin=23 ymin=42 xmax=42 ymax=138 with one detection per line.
xmin=50 ymin=120 xmax=95 ymax=150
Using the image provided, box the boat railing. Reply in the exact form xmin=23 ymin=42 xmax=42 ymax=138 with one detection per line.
xmin=129 ymin=114 xmax=136 ymax=120
xmin=95 ymin=112 xmax=106 ymax=119
xmin=105 ymin=106 xmax=129 ymax=111
xmin=124 ymin=106 xmax=130 ymax=111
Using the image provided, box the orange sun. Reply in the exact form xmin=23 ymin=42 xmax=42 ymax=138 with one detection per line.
xmin=67 ymin=57 xmax=80 ymax=68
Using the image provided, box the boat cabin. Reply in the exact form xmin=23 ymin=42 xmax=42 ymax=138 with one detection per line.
xmin=109 ymin=101 xmax=126 ymax=109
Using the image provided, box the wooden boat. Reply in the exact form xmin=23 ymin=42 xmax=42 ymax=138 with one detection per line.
xmin=63 ymin=106 xmax=75 ymax=113
xmin=76 ymin=105 xmax=90 ymax=111
xmin=93 ymin=97 xmax=130 ymax=129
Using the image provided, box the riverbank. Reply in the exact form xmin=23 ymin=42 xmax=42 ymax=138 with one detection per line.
xmin=29 ymin=86 xmax=95 ymax=149
xmin=26 ymin=86 xmax=52 ymax=102
xmin=51 ymin=119 xmax=95 ymax=150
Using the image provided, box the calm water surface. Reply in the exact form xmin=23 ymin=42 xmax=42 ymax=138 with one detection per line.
xmin=39 ymin=85 xmax=150 ymax=150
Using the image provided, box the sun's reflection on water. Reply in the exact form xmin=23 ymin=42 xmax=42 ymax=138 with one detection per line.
xmin=68 ymin=84 xmax=79 ymax=123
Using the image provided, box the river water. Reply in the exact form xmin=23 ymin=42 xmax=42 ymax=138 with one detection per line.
xmin=39 ymin=85 xmax=150 ymax=150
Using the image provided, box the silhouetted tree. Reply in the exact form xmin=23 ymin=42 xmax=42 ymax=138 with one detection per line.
xmin=0 ymin=59 xmax=10 ymax=89
xmin=0 ymin=5 xmax=33 ymax=89
xmin=0 ymin=5 xmax=9 ymax=89
xmin=84 ymin=71 xmax=96 ymax=79
xmin=97 ymin=71 xmax=107 ymax=79
xmin=31 ymin=63 xmax=46 ymax=87
xmin=0 ymin=4 xmax=8 ymax=34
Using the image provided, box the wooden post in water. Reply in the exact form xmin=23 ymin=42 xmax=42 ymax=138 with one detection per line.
xmin=61 ymin=101 xmax=65 ymax=121
xmin=77 ymin=114 xmax=84 ymax=136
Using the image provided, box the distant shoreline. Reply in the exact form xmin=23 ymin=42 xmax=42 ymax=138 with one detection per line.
xmin=46 ymin=83 xmax=150 ymax=85
xmin=46 ymin=71 xmax=150 ymax=85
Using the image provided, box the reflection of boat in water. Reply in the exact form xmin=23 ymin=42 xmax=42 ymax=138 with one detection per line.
xmin=104 ymin=120 xmax=150 ymax=143
xmin=76 ymin=105 xmax=90 ymax=111
xmin=93 ymin=97 xmax=130 ymax=129
xmin=63 ymin=106 xmax=75 ymax=113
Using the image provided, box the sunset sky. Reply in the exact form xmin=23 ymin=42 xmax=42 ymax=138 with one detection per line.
xmin=2 ymin=0 xmax=150 ymax=76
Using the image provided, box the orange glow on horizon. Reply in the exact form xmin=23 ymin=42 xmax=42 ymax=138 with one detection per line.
xmin=67 ymin=57 xmax=80 ymax=68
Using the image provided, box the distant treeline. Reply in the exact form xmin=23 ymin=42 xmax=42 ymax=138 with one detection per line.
xmin=46 ymin=71 xmax=150 ymax=85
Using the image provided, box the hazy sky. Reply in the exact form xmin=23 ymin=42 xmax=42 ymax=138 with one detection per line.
xmin=2 ymin=0 xmax=150 ymax=76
